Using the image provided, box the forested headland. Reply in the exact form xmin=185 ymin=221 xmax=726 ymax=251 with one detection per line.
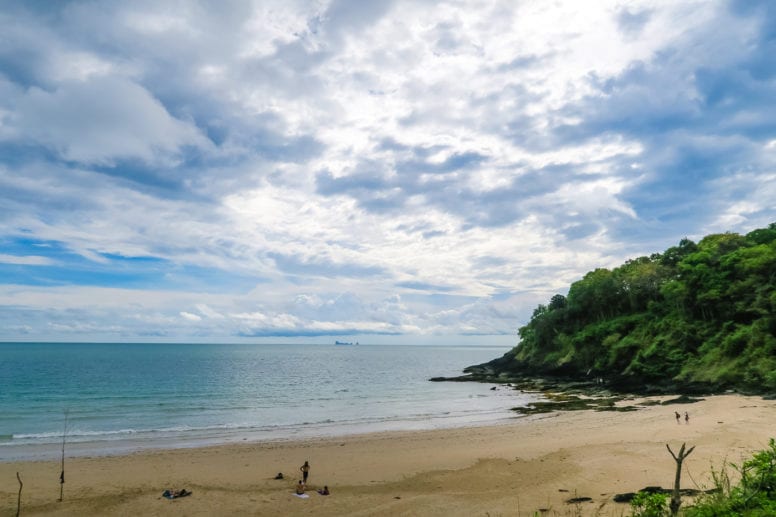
xmin=472 ymin=223 xmax=776 ymax=395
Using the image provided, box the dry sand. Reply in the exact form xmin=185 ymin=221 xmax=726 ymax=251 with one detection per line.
xmin=2 ymin=394 xmax=774 ymax=516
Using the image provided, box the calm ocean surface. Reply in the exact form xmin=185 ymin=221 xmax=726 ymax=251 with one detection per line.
xmin=0 ymin=342 xmax=539 ymax=461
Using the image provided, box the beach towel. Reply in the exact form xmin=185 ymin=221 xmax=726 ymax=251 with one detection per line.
xmin=293 ymin=493 xmax=310 ymax=499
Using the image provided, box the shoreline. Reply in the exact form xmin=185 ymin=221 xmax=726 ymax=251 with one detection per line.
xmin=0 ymin=343 xmax=529 ymax=463
xmin=2 ymin=394 xmax=774 ymax=516
xmin=0 ymin=389 xmax=540 ymax=462
xmin=0 ymin=413 xmax=534 ymax=463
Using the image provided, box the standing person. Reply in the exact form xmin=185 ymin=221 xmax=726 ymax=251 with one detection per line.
xmin=300 ymin=461 xmax=310 ymax=483
xmin=684 ymin=411 xmax=689 ymax=424
xmin=675 ymin=411 xmax=681 ymax=424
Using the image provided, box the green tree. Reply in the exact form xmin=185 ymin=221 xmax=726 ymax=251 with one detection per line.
xmin=503 ymin=223 xmax=776 ymax=393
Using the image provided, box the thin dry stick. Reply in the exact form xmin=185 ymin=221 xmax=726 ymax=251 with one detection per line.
xmin=16 ymin=472 xmax=23 ymax=517
xmin=59 ymin=410 xmax=68 ymax=502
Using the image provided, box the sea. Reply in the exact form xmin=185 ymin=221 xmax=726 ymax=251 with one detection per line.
xmin=0 ymin=342 xmax=540 ymax=461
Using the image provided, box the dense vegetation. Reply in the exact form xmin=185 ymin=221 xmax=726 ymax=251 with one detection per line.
xmin=630 ymin=439 xmax=776 ymax=516
xmin=684 ymin=438 xmax=776 ymax=516
xmin=494 ymin=223 xmax=776 ymax=394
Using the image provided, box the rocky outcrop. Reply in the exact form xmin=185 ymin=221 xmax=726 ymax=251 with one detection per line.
xmin=431 ymin=350 xmax=731 ymax=397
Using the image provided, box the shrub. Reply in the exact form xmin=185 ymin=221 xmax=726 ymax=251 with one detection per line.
xmin=686 ymin=439 xmax=776 ymax=516
xmin=630 ymin=491 xmax=669 ymax=517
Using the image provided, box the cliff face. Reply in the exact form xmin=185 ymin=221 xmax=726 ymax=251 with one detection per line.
xmin=469 ymin=224 xmax=776 ymax=395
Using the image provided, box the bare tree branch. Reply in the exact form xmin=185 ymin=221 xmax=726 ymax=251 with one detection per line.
xmin=16 ymin=472 xmax=23 ymax=517
xmin=667 ymin=442 xmax=695 ymax=516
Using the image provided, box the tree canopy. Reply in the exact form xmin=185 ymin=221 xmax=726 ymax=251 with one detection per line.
xmin=503 ymin=223 xmax=776 ymax=393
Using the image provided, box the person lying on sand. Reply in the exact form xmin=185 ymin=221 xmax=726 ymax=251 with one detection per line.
xmin=162 ymin=488 xmax=191 ymax=499
xmin=317 ymin=485 xmax=330 ymax=495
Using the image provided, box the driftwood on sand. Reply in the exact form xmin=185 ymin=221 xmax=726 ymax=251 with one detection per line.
xmin=16 ymin=472 xmax=22 ymax=517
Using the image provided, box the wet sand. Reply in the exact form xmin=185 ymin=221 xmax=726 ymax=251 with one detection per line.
xmin=2 ymin=394 xmax=774 ymax=516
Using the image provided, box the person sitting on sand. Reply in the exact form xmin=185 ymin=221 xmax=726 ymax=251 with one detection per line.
xmin=317 ymin=485 xmax=330 ymax=495
xmin=296 ymin=480 xmax=306 ymax=495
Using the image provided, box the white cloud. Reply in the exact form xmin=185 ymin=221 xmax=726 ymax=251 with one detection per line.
xmin=9 ymin=76 xmax=209 ymax=165
xmin=0 ymin=254 xmax=55 ymax=266
xmin=180 ymin=311 xmax=202 ymax=321
xmin=0 ymin=0 xmax=774 ymax=342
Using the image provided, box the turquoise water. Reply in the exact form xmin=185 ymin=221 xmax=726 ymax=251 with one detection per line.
xmin=0 ymin=343 xmax=538 ymax=461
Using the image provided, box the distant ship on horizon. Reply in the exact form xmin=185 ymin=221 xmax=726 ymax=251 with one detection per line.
xmin=335 ymin=340 xmax=358 ymax=346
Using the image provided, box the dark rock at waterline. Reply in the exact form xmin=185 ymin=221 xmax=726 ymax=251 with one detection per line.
xmin=431 ymin=368 xmax=714 ymax=416
xmin=431 ymin=347 xmax=738 ymax=397
xmin=660 ymin=394 xmax=705 ymax=405
xmin=431 ymin=355 xmax=725 ymax=398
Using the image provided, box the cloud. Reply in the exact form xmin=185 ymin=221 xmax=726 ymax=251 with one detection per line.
xmin=7 ymin=76 xmax=209 ymax=166
xmin=541 ymin=2 xmax=775 ymax=244
xmin=268 ymin=251 xmax=386 ymax=278
xmin=0 ymin=253 xmax=55 ymax=266
xmin=616 ymin=7 xmax=653 ymax=37
xmin=1 ymin=1 xmax=775 ymax=343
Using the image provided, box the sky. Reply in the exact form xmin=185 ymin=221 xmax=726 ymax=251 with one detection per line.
xmin=1 ymin=0 xmax=775 ymax=345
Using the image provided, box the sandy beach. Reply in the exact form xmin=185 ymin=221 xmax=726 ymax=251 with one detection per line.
xmin=2 ymin=394 xmax=774 ymax=516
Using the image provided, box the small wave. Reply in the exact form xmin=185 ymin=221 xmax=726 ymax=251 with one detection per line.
xmin=8 ymin=421 xmax=287 ymax=444
xmin=13 ymin=428 xmax=141 ymax=440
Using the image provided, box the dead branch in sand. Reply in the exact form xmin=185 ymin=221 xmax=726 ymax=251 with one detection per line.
xmin=666 ymin=442 xmax=696 ymax=516
xmin=16 ymin=472 xmax=22 ymax=517
xmin=58 ymin=409 xmax=69 ymax=502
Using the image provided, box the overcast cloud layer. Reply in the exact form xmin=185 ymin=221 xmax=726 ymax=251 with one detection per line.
xmin=1 ymin=0 xmax=775 ymax=344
